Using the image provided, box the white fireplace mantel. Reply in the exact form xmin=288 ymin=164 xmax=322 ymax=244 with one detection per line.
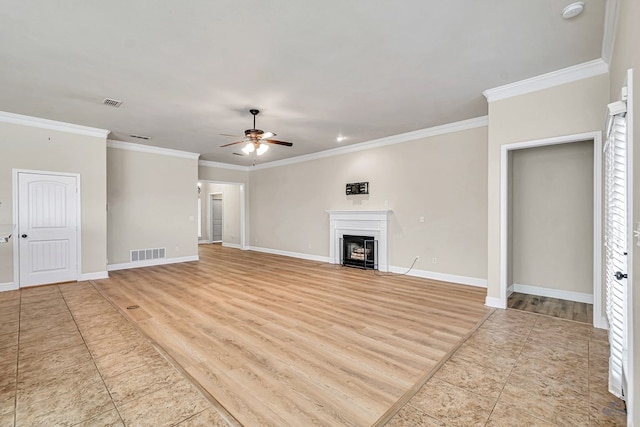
xmin=326 ymin=210 xmax=392 ymax=272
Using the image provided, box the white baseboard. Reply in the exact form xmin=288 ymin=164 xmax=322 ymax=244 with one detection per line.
xmin=0 ymin=282 xmax=18 ymax=292
xmin=249 ymin=246 xmax=331 ymax=263
xmin=507 ymin=284 xmax=514 ymax=296
xmin=485 ymin=296 xmax=506 ymax=309
xmin=79 ymin=271 xmax=109 ymax=281
xmin=512 ymin=283 xmax=593 ymax=304
xmin=222 ymin=242 xmax=241 ymax=249
xmin=388 ymin=266 xmax=487 ymax=288
xmin=107 ymin=255 xmax=199 ymax=271
xmin=198 ymin=240 xmax=211 ymax=244
xmin=594 ymin=315 xmax=608 ymax=330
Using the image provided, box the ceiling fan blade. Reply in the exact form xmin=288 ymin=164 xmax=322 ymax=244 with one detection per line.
xmin=220 ymin=133 xmax=243 ymax=137
xmin=264 ymin=139 xmax=293 ymax=147
xmin=260 ymin=131 xmax=276 ymax=139
xmin=220 ymin=140 xmax=245 ymax=147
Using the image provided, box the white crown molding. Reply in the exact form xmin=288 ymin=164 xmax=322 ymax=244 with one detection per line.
xmin=483 ymin=59 xmax=609 ymax=103
xmin=198 ymin=159 xmax=251 ymax=172
xmin=601 ymin=0 xmax=620 ymax=65
xmin=251 ymin=116 xmax=488 ymax=171
xmin=107 ymin=140 xmax=200 ymax=160
xmin=0 ymin=111 xmax=110 ymax=138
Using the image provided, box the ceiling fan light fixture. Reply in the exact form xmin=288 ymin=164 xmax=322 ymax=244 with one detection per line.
xmin=242 ymin=142 xmax=255 ymax=154
xmin=257 ymin=143 xmax=269 ymax=155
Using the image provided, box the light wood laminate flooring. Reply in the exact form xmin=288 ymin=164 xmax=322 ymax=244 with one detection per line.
xmin=96 ymin=244 xmax=489 ymax=426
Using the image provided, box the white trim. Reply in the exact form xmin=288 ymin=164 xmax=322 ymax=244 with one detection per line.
xmin=252 ymin=116 xmax=488 ymax=171
xmin=485 ymin=296 xmax=504 ymax=309
xmin=79 ymin=271 xmax=109 ymax=281
xmin=483 ymin=59 xmax=609 ymax=102
xmin=0 ymin=282 xmax=18 ymax=292
xmin=222 ymin=242 xmax=241 ymax=249
xmin=327 ymin=210 xmax=392 ymax=272
xmin=387 ymin=266 xmax=487 ymax=288
xmin=511 ymin=283 xmax=594 ymax=304
xmin=12 ymin=169 xmax=82 ymax=288
xmin=198 ymin=239 xmax=211 ymax=244
xmin=499 ymin=132 xmax=603 ymax=328
xmin=107 ymin=140 xmax=200 ymax=159
xmin=249 ymin=246 xmax=331 ymax=263
xmin=199 ymin=159 xmax=251 ymax=172
xmin=601 ymin=0 xmax=620 ymax=65
xmin=0 ymin=111 xmax=109 ymax=138
xmin=197 ymin=180 xmax=247 ymax=250
xmin=107 ymin=255 xmax=199 ymax=271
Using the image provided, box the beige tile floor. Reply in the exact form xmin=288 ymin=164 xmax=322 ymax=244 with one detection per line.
xmin=0 ymin=283 xmax=628 ymax=426
xmin=386 ymin=309 xmax=628 ymax=426
xmin=0 ymin=282 xmax=230 ymax=427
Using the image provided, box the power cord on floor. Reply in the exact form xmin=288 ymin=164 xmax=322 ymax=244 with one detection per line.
xmin=372 ymin=256 xmax=419 ymax=276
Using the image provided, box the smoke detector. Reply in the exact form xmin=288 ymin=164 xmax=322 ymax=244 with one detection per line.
xmin=562 ymin=2 xmax=584 ymax=19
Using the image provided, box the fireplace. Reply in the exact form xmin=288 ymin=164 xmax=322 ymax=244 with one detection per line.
xmin=327 ymin=210 xmax=391 ymax=272
xmin=341 ymin=235 xmax=377 ymax=269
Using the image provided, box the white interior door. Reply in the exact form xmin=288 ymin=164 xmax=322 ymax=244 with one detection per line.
xmin=210 ymin=196 xmax=223 ymax=243
xmin=18 ymin=172 xmax=78 ymax=287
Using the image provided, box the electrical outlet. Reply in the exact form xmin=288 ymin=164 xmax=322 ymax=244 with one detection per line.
xmin=432 ymin=257 xmax=437 ymax=264
xmin=419 ymin=216 xmax=425 ymax=223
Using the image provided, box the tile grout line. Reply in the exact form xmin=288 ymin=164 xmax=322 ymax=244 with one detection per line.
xmin=13 ymin=289 xmax=22 ymax=427
xmin=372 ymin=307 xmax=496 ymax=427
xmin=59 ymin=285 xmax=128 ymax=427
xmin=89 ymin=280 xmax=244 ymax=427
xmin=481 ymin=313 xmax=556 ymax=426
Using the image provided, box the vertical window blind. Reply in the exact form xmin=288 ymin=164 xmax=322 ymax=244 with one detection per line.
xmin=603 ymin=107 xmax=628 ymax=400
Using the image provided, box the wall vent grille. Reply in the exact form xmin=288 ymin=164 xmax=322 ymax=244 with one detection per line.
xmin=102 ymin=98 xmax=123 ymax=108
xmin=130 ymin=247 xmax=166 ymax=262
xmin=129 ymin=134 xmax=151 ymax=140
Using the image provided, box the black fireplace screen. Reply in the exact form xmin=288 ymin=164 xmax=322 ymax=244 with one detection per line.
xmin=340 ymin=235 xmax=377 ymax=270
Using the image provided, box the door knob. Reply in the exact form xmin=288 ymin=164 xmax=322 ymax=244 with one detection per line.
xmin=21 ymin=234 xmax=27 ymax=238
xmin=615 ymin=271 xmax=627 ymax=280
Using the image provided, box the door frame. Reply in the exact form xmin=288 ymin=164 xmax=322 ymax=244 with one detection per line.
xmin=12 ymin=169 xmax=82 ymax=288
xmin=499 ymin=131 xmax=604 ymax=328
xmin=209 ymin=192 xmax=223 ymax=243
xmin=198 ymin=180 xmax=247 ymax=250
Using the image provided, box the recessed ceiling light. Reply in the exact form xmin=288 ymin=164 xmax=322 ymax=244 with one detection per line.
xmin=336 ymin=135 xmax=346 ymax=142
xmin=562 ymin=2 xmax=584 ymax=19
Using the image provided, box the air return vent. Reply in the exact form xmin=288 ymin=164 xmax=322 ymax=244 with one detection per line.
xmin=102 ymin=98 xmax=123 ymax=108
xmin=129 ymin=134 xmax=151 ymax=140
xmin=130 ymin=247 xmax=166 ymax=262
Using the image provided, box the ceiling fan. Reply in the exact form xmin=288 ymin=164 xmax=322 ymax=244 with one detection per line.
xmin=220 ymin=109 xmax=293 ymax=156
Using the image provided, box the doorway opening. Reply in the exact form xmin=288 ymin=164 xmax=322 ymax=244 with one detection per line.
xmin=499 ymin=132 xmax=603 ymax=328
xmin=197 ymin=180 xmax=246 ymax=250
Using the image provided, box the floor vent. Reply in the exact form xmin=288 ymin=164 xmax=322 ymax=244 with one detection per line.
xmin=131 ymin=247 xmax=166 ymax=262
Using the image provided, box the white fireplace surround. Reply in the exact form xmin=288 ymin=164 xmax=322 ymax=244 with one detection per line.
xmin=327 ymin=210 xmax=392 ymax=272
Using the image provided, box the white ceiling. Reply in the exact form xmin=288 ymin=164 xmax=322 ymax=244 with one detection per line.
xmin=1 ymin=1 xmax=605 ymax=165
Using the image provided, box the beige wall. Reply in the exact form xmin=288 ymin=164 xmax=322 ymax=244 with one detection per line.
xmin=487 ymin=74 xmax=609 ymax=302
xmin=0 ymin=121 xmax=107 ymax=283
xmin=199 ymin=182 xmax=242 ymax=246
xmin=250 ymin=126 xmax=488 ymax=280
xmin=609 ymin=0 xmax=640 ymax=421
xmin=107 ymin=146 xmax=198 ymax=265
xmin=511 ymin=141 xmax=594 ymax=295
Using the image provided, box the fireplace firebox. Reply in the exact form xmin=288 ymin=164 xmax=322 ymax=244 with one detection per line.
xmin=341 ymin=235 xmax=377 ymax=270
